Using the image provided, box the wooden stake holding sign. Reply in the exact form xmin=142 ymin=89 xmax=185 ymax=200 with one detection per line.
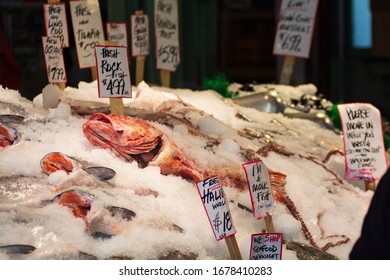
xmin=131 ymin=11 xmax=150 ymax=86
xmin=44 ymin=0 xmax=69 ymax=90
xmin=279 ymin=56 xmax=295 ymax=85
xmin=273 ymin=0 xmax=319 ymax=84
xmin=94 ymin=45 xmax=131 ymax=115
xmin=154 ymin=0 xmax=180 ymax=87
xmin=196 ymin=176 xmax=242 ymax=260
xmin=337 ymin=103 xmax=388 ymax=191
xmin=242 ymin=160 xmax=275 ymax=233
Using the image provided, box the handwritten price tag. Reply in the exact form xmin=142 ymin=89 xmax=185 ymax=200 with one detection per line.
xmin=43 ymin=3 xmax=69 ymax=48
xmin=131 ymin=13 xmax=150 ymax=56
xmin=338 ymin=103 xmax=388 ymax=180
xmin=242 ymin=160 xmax=274 ymax=219
xmin=154 ymin=0 xmax=180 ymax=71
xmin=42 ymin=36 xmax=67 ymax=83
xmin=250 ymin=233 xmax=283 ymax=260
xmin=196 ymin=176 xmax=236 ymax=241
xmin=70 ymin=0 xmax=105 ymax=68
xmin=273 ymin=0 xmax=319 ymax=58
xmin=106 ymin=22 xmax=128 ymax=47
xmin=95 ymin=46 xmax=131 ymax=98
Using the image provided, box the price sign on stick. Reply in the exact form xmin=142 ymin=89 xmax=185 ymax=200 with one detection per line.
xmin=242 ymin=160 xmax=274 ymax=219
xmin=42 ymin=36 xmax=67 ymax=83
xmin=131 ymin=13 xmax=150 ymax=57
xmin=106 ymin=23 xmax=128 ymax=47
xmin=196 ymin=176 xmax=242 ymax=260
xmin=154 ymin=0 xmax=180 ymax=72
xmin=131 ymin=11 xmax=150 ymax=86
xmin=43 ymin=3 xmax=69 ymax=48
xmin=250 ymin=233 xmax=283 ymax=260
xmin=196 ymin=176 xmax=236 ymax=241
xmin=70 ymin=0 xmax=105 ymax=69
xmin=95 ymin=46 xmax=131 ymax=99
xmin=338 ymin=103 xmax=388 ymax=181
xmin=273 ymin=0 xmax=319 ymax=58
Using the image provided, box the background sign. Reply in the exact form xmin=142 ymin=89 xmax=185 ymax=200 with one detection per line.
xmin=131 ymin=13 xmax=150 ymax=57
xmin=273 ymin=0 xmax=319 ymax=58
xmin=70 ymin=0 xmax=105 ymax=68
xmin=250 ymin=233 xmax=283 ymax=260
xmin=196 ymin=176 xmax=236 ymax=241
xmin=242 ymin=160 xmax=274 ymax=219
xmin=154 ymin=0 xmax=180 ymax=71
xmin=42 ymin=36 xmax=67 ymax=83
xmin=106 ymin=22 xmax=128 ymax=47
xmin=43 ymin=3 xmax=69 ymax=48
xmin=95 ymin=46 xmax=131 ymax=98
xmin=338 ymin=103 xmax=388 ymax=180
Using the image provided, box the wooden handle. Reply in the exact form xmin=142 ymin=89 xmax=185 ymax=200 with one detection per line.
xmin=109 ymin=98 xmax=125 ymax=115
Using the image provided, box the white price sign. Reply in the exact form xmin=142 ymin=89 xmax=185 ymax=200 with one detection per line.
xmin=242 ymin=160 xmax=274 ymax=219
xmin=43 ymin=3 xmax=69 ymax=48
xmin=131 ymin=13 xmax=150 ymax=57
xmin=106 ymin=22 xmax=128 ymax=47
xmin=338 ymin=103 xmax=388 ymax=180
xmin=42 ymin=36 xmax=67 ymax=83
xmin=196 ymin=176 xmax=236 ymax=241
xmin=95 ymin=46 xmax=132 ymax=98
xmin=70 ymin=0 xmax=105 ymax=68
xmin=250 ymin=233 xmax=283 ymax=260
xmin=154 ymin=0 xmax=180 ymax=71
xmin=273 ymin=0 xmax=319 ymax=58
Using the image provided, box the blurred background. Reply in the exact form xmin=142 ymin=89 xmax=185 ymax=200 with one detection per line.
xmin=0 ymin=0 xmax=389 ymax=118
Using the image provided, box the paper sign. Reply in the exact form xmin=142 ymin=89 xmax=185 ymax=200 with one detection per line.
xmin=42 ymin=36 xmax=67 ymax=83
xmin=106 ymin=22 xmax=128 ymax=47
xmin=95 ymin=46 xmax=131 ymax=98
xmin=273 ymin=0 xmax=319 ymax=58
xmin=196 ymin=176 xmax=236 ymax=241
xmin=43 ymin=3 xmax=69 ymax=48
xmin=338 ymin=103 xmax=388 ymax=180
xmin=131 ymin=13 xmax=150 ymax=57
xmin=250 ymin=233 xmax=283 ymax=260
xmin=70 ymin=0 xmax=105 ymax=68
xmin=154 ymin=0 xmax=180 ymax=71
xmin=242 ymin=160 xmax=274 ymax=219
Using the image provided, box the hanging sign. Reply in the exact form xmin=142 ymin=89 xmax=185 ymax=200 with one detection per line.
xmin=106 ymin=22 xmax=128 ymax=47
xmin=131 ymin=13 xmax=150 ymax=57
xmin=94 ymin=46 xmax=131 ymax=98
xmin=273 ymin=0 xmax=319 ymax=58
xmin=196 ymin=176 xmax=236 ymax=241
xmin=249 ymin=233 xmax=283 ymax=260
xmin=70 ymin=0 xmax=105 ymax=68
xmin=42 ymin=36 xmax=67 ymax=83
xmin=154 ymin=0 xmax=180 ymax=71
xmin=43 ymin=3 xmax=69 ymax=48
xmin=338 ymin=103 xmax=388 ymax=180
xmin=242 ymin=160 xmax=274 ymax=219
